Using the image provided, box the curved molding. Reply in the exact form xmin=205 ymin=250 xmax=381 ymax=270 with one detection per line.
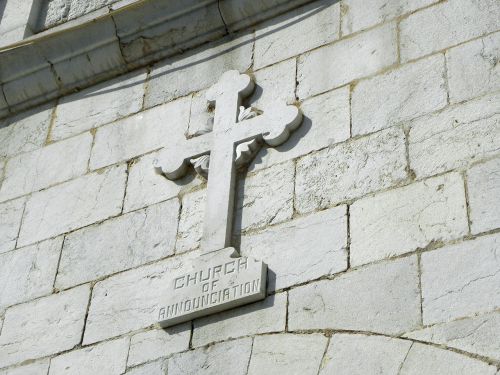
xmin=0 ymin=0 xmax=316 ymax=119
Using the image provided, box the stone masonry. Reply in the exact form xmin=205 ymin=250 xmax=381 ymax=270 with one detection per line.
xmin=0 ymin=0 xmax=499 ymax=373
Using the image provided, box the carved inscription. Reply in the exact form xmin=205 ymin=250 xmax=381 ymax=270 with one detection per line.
xmin=158 ymin=248 xmax=266 ymax=327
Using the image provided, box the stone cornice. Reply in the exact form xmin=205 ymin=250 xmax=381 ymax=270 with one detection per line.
xmin=0 ymin=0 xmax=315 ymax=119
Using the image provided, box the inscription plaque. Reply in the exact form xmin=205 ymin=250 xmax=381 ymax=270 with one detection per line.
xmin=154 ymin=70 xmax=302 ymax=327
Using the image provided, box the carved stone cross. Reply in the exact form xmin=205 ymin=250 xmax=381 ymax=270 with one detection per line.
xmin=153 ymin=70 xmax=302 ymax=327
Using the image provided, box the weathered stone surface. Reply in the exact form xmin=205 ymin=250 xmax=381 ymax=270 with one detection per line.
xmin=90 ymin=97 xmax=191 ymax=170
xmin=49 ymin=338 xmax=129 ymax=375
xmin=399 ymin=343 xmax=497 ymax=374
xmin=288 ymin=256 xmax=420 ymax=334
xmin=352 ymin=54 xmax=447 ymax=136
xmin=128 ymin=323 xmax=190 ymax=367
xmin=350 ymin=172 xmax=468 ymax=267
xmin=254 ymin=0 xmax=340 ymax=69
xmin=468 ymin=158 xmax=500 ymax=234
xmin=409 ymin=92 xmax=500 ymax=178
xmin=145 ymin=34 xmax=253 ymax=108
xmin=240 ymin=206 xmax=347 ymax=291
xmin=0 ymin=104 xmax=53 ymax=159
xmin=56 ymin=199 xmax=179 ymax=289
xmin=18 ymin=165 xmax=126 ymax=247
xmin=0 ymin=237 xmax=62 ymax=313
xmin=295 ymin=127 xmax=407 ymax=214
xmin=447 ymin=31 xmax=500 ymax=104
xmin=176 ymin=189 xmax=206 ymax=253
xmin=248 ymin=334 xmax=327 ymax=375
xmin=249 ymin=86 xmax=350 ymax=172
xmin=400 ymin=0 xmax=500 ymax=62
xmin=168 ymin=337 xmax=252 ymax=375
xmin=404 ymin=311 xmax=500 ymax=360
xmin=341 ymin=0 xmax=438 ymax=35
xmin=83 ymin=253 xmax=196 ymax=344
xmin=124 ymin=150 xmax=203 ymax=213
xmin=52 ymin=70 xmax=147 ymax=141
xmin=235 ymin=161 xmax=294 ymax=233
xmin=0 ymin=132 xmax=92 ymax=202
xmin=186 ymin=90 xmax=214 ymax=138
xmin=248 ymin=59 xmax=296 ymax=110
xmin=0 ymin=198 xmax=25 ymax=254
xmin=0 ymin=285 xmax=90 ymax=368
xmin=192 ymin=292 xmax=286 ymax=347
xmin=126 ymin=359 xmax=168 ymax=375
xmin=421 ymin=234 xmax=500 ymax=325
xmin=319 ymin=334 xmax=412 ymax=375
xmin=0 ymin=0 xmax=35 ymax=36
xmin=0 ymin=359 xmax=50 ymax=375
xmin=297 ymin=23 xmax=397 ymax=99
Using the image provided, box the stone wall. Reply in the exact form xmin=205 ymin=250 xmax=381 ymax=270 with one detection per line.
xmin=0 ymin=0 xmax=499 ymax=373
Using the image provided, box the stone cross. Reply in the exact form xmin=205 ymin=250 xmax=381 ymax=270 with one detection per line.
xmin=152 ymin=70 xmax=302 ymax=327
xmin=154 ymin=70 xmax=302 ymax=254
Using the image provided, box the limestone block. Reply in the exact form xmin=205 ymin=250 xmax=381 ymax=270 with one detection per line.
xmin=0 ymin=237 xmax=62 ymax=313
xmin=254 ymin=0 xmax=340 ymax=69
xmin=0 ymin=285 xmax=90 ymax=368
xmin=468 ymin=158 xmax=500 ymax=234
xmin=235 ymin=161 xmax=294 ymax=233
xmin=248 ymin=59 xmax=296 ymax=111
xmin=409 ymin=92 xmax=500 ymax=178
xmin=240 ymin=206 xmax=347 ymax=291
xmin=400 ymin=0 xmax=500 ymax=62
xmin=144 ymin=34 xmax=253 ymax=109
xmin=17 ymin=165 xmax=126 ymax=248
xmin=352 ymin=54 xmax=447 ymax=137
xmin=288 ymin=256 xmax=420 ymax=335
xmin=404 ymin=311 xmax=500 ymax=360
xmin=421 ymin=234 xmax=500 ymax=325
xmin=67 ymin=0 xmax=117 ymax=20
xmin=0 ymin=104 xmax=53 ymax=159
xmin=248 ymin=334 xmax=327 ymax=375
xmin=52 ymin=70 xmax=147 ymax=141
xmin=447 ymin=31 xmax=500 ymax=104
xmin=341 ymin=0 xmax=438 ymax=35
xmin=399 ymin=343 xmax=497 ymax=375
xmin=124 ymin=150 xmax=203 ymax=213
xmin=56 ymin=199 xmax=179 ymax=289
xmin=126 ymin=359 xmax=168 ymax=375
xmin=168 ymin=337 xmax=252 ymax=375
xmin=0 ymin=198 xmax=25 ymax=254
xmin=350 ymin=172 xmax=468 ymax=267
xmin=176 ymin=189 xmax=206 ymax=253
xmin=83 ymin=253 xmax=196 ymax=344
xmin=192 ymin=293 xmax=286 ymax=347
xmin=0 ymin=359 xmax=49 ymax=375
xmin=90 ymin=97 xmax=190 ymax=170
xmin=295 ymin=127 xmax=407 ymax=215
xmin=128 ymin=323 xmax=190 ymax=367
xmin=49 ymin=337 xmax=129 ymax=375
xmin=0 ymin=132 xmax=92 ymax=202
xmin=297 ymin=23 xmax=397 ymax=100
xmin=249 ymin=86 xmax=350 ymax=172
xmin=319 ymin=334 xmax=412 ymax=375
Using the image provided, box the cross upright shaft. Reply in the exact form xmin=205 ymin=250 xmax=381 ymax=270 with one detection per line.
xmin=200 ymin=72 xmax=254 ymax=252
xmin=153 ymin=70 xmax=302 ymax=255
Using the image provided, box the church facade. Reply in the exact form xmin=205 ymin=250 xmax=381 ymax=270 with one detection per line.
xmin=0 ymin=0 xmax=499 ymax=373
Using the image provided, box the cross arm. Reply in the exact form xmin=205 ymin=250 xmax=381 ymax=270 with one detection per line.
xmin=231 ymin=104 xmax=302 ymax=147
xmin=153 ymin=133 xmax=212 ymax=180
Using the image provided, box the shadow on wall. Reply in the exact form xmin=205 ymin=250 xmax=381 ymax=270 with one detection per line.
xmin=0 ymin=0 xmax=6 ymax=23
xmin=0 ymin=0 xmax=339 ymax=126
